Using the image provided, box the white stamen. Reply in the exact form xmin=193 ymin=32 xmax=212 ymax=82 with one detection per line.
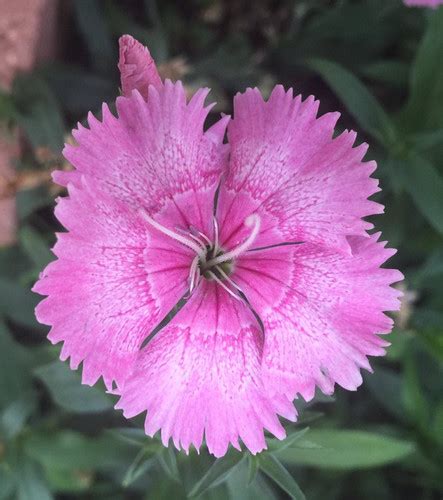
xmin=139 ymin=210 xmax=205 ymax=257
xmin=187 ymin=232 xmax=209 ymax=254
xmin=196 ymin=229 xmax=212 ymax=247
xmin=189 ymin=255 xmax=200 ymax=292
xmin=207 ymin=271 xmax=242 ymax=301
xmin=212 ymin=216 xmax=220 ymax=253
xmin=206 ymin=214 xmax=261 ymax=267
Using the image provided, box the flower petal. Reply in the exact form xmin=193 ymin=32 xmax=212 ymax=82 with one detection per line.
xmin=118 ymin=34 xmax=162 ymax=99
xmin=58 ymin=81 xmax=229 ymax=234
xmin=233 ymin=233 xmax=403 ymax=402
xmin=218 ymin=85 xmax=382 ymax=254
xmin=33 ymin=180 xmax=191 ymax=388
xmin=116 ymin=280 xmax=291 ymax=457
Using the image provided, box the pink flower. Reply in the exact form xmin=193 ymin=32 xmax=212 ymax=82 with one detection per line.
xmin=404 ymin=0 xmax=443 ymax=7
xmin=33 ymin=35 xmax=403 ymax=457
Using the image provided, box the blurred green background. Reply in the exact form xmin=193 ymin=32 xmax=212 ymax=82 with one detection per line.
xmin=1 ymin=0 xmax=443 ymax=498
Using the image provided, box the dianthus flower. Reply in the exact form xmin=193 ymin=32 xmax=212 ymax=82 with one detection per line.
xmin=404 ymin=0 xmax=443 ymax=7
xmin=33 ymin=35 xmax=403 ymax=457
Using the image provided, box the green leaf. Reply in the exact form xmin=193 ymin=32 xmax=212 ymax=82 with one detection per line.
xmin=402 ymin=8 xmax=443 ymax=131
xmin=267 ymin=428 xmax=310 ymax=453
xmin=24 ymin=430 xmax=136 ymax=471
xmin=365 ymin=367 xmax=406 ymax=422
xmin=34 ymin=361 xmax=114 ymax=413
xmin=360 ymin=60 xmax=409 ymax=89
xmin=0 ymin=89 xmax=17 ymax=125
xmin=0 ymin=278 xmax=40 ymax=328
xmin=73 ymin=0 xmax=114 ymax=75
xmin=20 ymin=226 xmax=54 ymax=270
xmin=226 ymin=457 xmax=278 ymax=500
xmin=410 ymin=129 xmax=443 ymax=152
xmin=0 ymin=245 xmax=31 ymax=281
xmin=13 ymin=75 xmax=65 ymax=153
xmin=1 ymin=394 xmax=37 ymax=440
xmin=43 ymin=467 xmax=92 ymax=493
xmin=398 ymin=155 xmax=443 ymax=235
xmin=432 ymin=401 xmax=443 ymax=446
xmin=189 ymin=452 xmax=245 ymax=498
xmin=15 ymin=458 xmax=53 ymax=500
xmin=43 ymin=65 xmax=116 ymax=116
xmin=277 ymin=430 xmax=415 ymax=469
xmin=17 ymin=187 xmax=54 ymax=221
xmin=420 ymin=328 xmax=443 ymax=364
xmin=0 ymin=321 xmax=33 ymax=408
xmin=107 ymin=427 xmax=150 ymax=447
xmin=258 ymin=453 xmax=306 ymax=500
xmin=157 ymin=446 xmax=180 ymax=482
xmin=306 ymin=58 xmax=396 ymax=144
xmin=0 ymin=465 xmax=15 ymax=499
xmin=246 ymin=454 xmax=259 ymax=485
xmin=403 ymin=353 xmax=429 ymax=427
xmin=412 ymin=249 xmax=443 ymax=287
xmin=105 ymin=0 xmax=169 ymax=62
xmin=122 ymin=448 xmax=155 ymax=487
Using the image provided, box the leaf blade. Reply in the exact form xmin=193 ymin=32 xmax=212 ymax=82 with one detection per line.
xmin=259 ymin=454 xmax=306 ymax=500
xmin=278 ymin=430 xmax=415 ymax=470
xmin=306 ymin=57 xmax=396 ymax=144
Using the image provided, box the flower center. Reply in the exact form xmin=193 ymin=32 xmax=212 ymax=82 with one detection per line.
xmin=139 ymin=210 xmax=261 ymax=300
xmin=199 ymin=246 xmax=233 ymax=281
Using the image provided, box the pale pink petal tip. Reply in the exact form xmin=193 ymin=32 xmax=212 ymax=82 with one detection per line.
xmin=118 ymin=34 xmax=162 ymax=99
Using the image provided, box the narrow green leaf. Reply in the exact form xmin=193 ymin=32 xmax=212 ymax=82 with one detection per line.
xmin=402 ymin=8 xmax=443 ymax=131
xmin=403 ymin=353 xmax=429 ymax=427
xmin=412 ymin=249 xmax=443 ymax=287
xmin=247 ymin=454 xmax=259 ymax=485
xmin=399 ymin=155 xmax=443 ymax=234
xmin=360 ymin=60 xmax=409 ymax=89
xmin=34 ymin=361 xmax=114 ymax=413
xmin=277 ymin=430 xmax=415 ymax=469
xmin=73 ymin=0 xmax=114 ymax=75
xmin=267 ymin=428 xmax=310 ymax=452
xmin=122 ymin=448 xmax=154 ymax=487
xmin=365 ymin=367 xmax=406 ymax=422
xmin=107 ymin=427 xmax=150 ymax=447
xmin=294 ymin=411 xmax=324 ymax=425
xmin=306 ymin=58 xmax=396 ymax=144
xmin=226 ymin=457 xmax=278 ymax=500
xmin=189 ymin=452 xmax=245 ymax=498
xmin=420 ymin=328 xmax=443 ymax=364
xmin=433 ymin=401 xmax=443 ymax=446
xmin=20 ymin=226 xmax=54 ymax=270
xmin=410 ymin=129 xmax=443 ymax=151
xmin=157 ymin=446 xmax=180 ymax=482
xmin=259 ymin=453 xmax=306 ymax=500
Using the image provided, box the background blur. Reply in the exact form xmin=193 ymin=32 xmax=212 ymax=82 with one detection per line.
xmin=1 ymin=1 xmax=443 ymax=499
